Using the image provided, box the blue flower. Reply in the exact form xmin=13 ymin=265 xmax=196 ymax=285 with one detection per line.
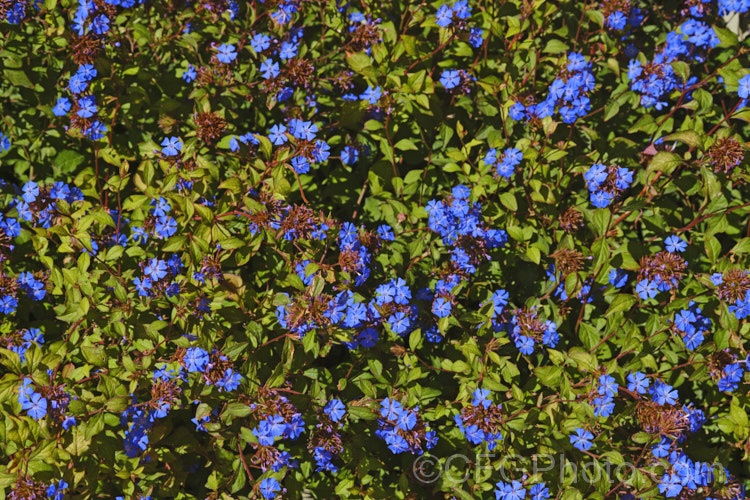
xmin=341 ymin=146 xmax=358 ymax=165
xmin=324 ymin=399 xmax=346 ymax=422
xmin=435 ymin=5 xmax=453 ymax=27
xmin=626 ymin=371 xmax=649 ymax=394
xmin=608 ymin=268 xmax=628 ymax=288
xmin=652 ymin=437 xmax=671 ymax=458
xmin=161 ymin=136 xmax=183 ymax=156
xmin=452 ymin=0 xmax=471 ymax=19
xmin=658 ymin=473 xmax=683 ymax=497
xmin=635 ymin=278 xmax=658 ymax=299
xmin=469 ymin=28 xmax=483 ymax=48
xmin=182 ymin=64 xmax=196 ymax=83
xmin=216 ymin=43 xmax=237 ymax=63
xmin=69 ymin=73 xmax=88 ymax=93
xmin=279 ymin=41 xmax=298 ymax=60
xmin=184 ymin=347 xmax=209 ymax=373
xmin=268 ymin=124 xmax=288 ymax=145
xmin=607 ymin=11 xmax=626 ymax=30
xmin=133 ymin=276 xmax=152 ymax=297
xmin=53 ymin=97 xmax=72 ymax=116
xmin=22 ymin=392 xmax=48 ymax=419
xmin=432 ymin=297 xmax=452 ymax=317
xmin=590 ymin=190 xmax=614 ymax=208
xmin=570 ymin=428 xmax=593 ymax=451
xmin=464 ymin=424 xmax=485 ymax=444
xmin=650 ymin=380 xmax=678 ymax=405
xmin=682 ymin=329 xmax=704 ymax=350
xmin=261 ymin=58 xmax=280 ymax=79
xmin=597 ymin=374 xmax=619 ymax=396
xmin=529 ymin=483 xmax=550 ymax=500
xmin=388 ymin=311 xmax=411 ymax=335
xmin=46 ymin=480 xmax=68 ymax=500
xmin=515 ymin=335 xmax=534 ymax=355
xmin=289 ymin=119 xmax=318 ymax=140
xmin=664 ymin=235 xmax=686 ymax=253
xmin=359 ymin=85 xmax=382 ymax=104
xmin=394 ymin=407 xmax=416 ymax=430
xmin=144 ymin=258 xmax=167 ymax=280
xmin=251 ymin=33 xmax=272 ymax=52
xmin=471 ymin=388 xmax=492 ymax=408
xmin=291 ymin=156 xmax=309 ymax=174
xmin=259 ymin=477 xmax=281 ymax=499
xmin=739 ymin=74 xmax=750 ymax=99
xmin=22 ymin=181 xmax=39 ymax=203
xmin=91 ymin=14 xmax=109 ymax=34
xmin=440 ymin=69 xmax=461 ymax=90
xmin=77 ymin=95 xmax=97 ymax=118
xmin=592 ymin=395 xmax=615 ymax=417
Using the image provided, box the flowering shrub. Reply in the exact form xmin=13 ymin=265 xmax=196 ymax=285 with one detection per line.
xmin=1 ymin=0 xmax=750 ymax=498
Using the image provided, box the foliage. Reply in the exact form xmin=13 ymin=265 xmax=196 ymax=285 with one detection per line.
xmin=1 ymin=0 xmax=750 ymax=498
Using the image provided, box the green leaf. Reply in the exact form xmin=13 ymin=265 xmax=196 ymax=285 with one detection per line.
xmin=5 ymin=69 xmax=33 ymax=88
xmin=499 ymin=192 xmax=517 ymax=211
xmin=603 ymin=100 xmax=619 ymax=122
xmin=526 ymin=245 xmax=541 ymax=264
xmin=663 ymin=130 xmax=702 ymax=149
xmin=542 ymin=39 xmax=569 ymax=54
xmin=346 ymin=52 xmax=372 ymax=74
xmin=605 ymin=294 xmax=636 ymax=317
xmin=648 ymin=152 xmax=682 ymax=175
xmin=394 ymin=138 xmax=418 ymax=151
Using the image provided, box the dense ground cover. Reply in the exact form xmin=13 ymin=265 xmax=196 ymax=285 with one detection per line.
xmin=1 ymin=0 xmax=750 ymax=498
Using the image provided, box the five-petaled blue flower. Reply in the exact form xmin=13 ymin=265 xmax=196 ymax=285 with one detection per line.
xmin=570 ymin=428 xmax=594 ymax=451
xmin=664 ymin=235 xmax=687 ymax=253
xmin=216 ymin=43 xmax=237 ymax=63
xmin=161 ymin=136 xmax=183 ymax=156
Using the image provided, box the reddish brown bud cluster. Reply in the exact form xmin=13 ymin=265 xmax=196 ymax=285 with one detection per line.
xmin=707 ymin=137 xmax=745 ymax=174
xmin=307 ymin=413 xmax=343 ymax=458
xmin=202 ymin=350 xmax=235 ymax=386
xmin=459 ymin=402 xmax=503 ymax=438
xmin=282 ymin=294 xmax=332 ymax=334
xmin=334 ymin=70 xmax=355 ymax=92
xmin=550 ymin=248 xmax=585 ymax=279
xmin=71 ymin=35 xmax=104 ymax=65
xmin=194 ymin=111 xmax=226 ymax=145
xmin=716 ymin=269 xmax=750 ymax=303
xmin=150 ymin=379 xmax=182 ymax=414
xmin=283 ymin=58 xmax=314 ymax=88
xmin=558 ymin=206 xmax=583 ymax=233
xmin=600 ymin=0 xmax=631 ymax=17
xmin=635 ymin=399 xmax=688 ymax=437
xmin=36 ymin=383 xmax=72 ymax=425
xmin=513 ymin=308 xmax=547 ymax=341
xmin=9 ymin=475 xmax=48 ymax=500
xmin=637 ymin=251 xmax=687 ymax=291
xmin=350 ymin=22 xmax=382 ymax=52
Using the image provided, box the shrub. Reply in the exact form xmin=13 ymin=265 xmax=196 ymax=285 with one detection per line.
xmin=0 ymin=0 xmax=750 ymax=498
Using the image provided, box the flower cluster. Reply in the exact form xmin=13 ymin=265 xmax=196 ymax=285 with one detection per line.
xmin=375 ymin=398 xmax=437 ymax=454
xmin=511 ymin=53 xmax=595 ymax=123
xmin=435 ymin=1 xmax=484 ymax=48
xmin=454 ymin=389 xmax=504 ymax=449
xmin=495 ymin=480 xmax=550 ymax=500
xmin=307 ymin=399 xmax=346 ymax=472
xmin=18 ymin=376 xmax=76 ymax=428
xmin=426 ymin=185 xmax=508 ymax=275
xmin=583 ymin=162 xmax=633 ymax=208
xmin=483 ymin=147 xmax=523 ymax=179
xmin=635 ymin=237 xmax=689 ymax=299
xmin=247 ymin=388 xmax=306 ymax=472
